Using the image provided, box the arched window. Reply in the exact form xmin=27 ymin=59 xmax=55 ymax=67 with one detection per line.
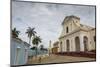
xmin=75 ymin=36 xmax=80 ymax=52
xmin=66 ymin=39 xmax=70 ymax=52
xmin=66 ymin=27 xmax=68 ymax=33
xmin=84 ymin=36 xmax=88 ymax=51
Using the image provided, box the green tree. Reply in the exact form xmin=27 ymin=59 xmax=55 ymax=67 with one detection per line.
xmin=26 ymin=27 xmax=36 ymax=45
xmin=40 ymin=45 xmax=44 ymax=50
xmin=32 ymin=36 xmax=42 ymax=56
xmin=31 ymin=46 xmax=37 ymax=50
xmin=12 ymin=28 xmax=20 ymax=38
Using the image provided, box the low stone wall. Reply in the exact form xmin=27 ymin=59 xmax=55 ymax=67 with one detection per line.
xmin=55 ymin=51 xmax=96 ymax=58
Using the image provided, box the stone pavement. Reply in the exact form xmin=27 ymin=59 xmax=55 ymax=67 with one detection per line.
xmin=27 ymin=54 xmax=95 ymax=64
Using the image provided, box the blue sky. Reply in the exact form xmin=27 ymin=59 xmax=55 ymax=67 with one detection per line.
xmin=12 ymin=1 xmax=95 ymax=48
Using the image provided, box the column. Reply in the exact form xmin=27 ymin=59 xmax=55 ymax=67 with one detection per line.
xmin=80 ymin=35 xmax=84 ymax=51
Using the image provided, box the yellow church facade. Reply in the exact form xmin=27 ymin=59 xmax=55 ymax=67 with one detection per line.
xmin=58 ymin=15 xmax=96 ymax=52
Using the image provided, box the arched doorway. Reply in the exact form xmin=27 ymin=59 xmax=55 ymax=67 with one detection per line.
xmin=84 ymin=36 xmax=88 ymax=51
xmin=75 ymin=36 xmax=80 ymax=52
xmin=66 ymin=39 xmax=70 ymax=52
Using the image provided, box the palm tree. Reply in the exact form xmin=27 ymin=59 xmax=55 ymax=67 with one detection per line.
xmin=26 ymin=27 xmax=36 ymax=45
xmin=12 ymin=28 xmax=20 ymax=38
xmin=32 ymin=36 xmax=42 ymax=57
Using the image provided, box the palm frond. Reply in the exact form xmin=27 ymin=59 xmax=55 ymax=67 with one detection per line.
xmin=12 ymin=27 xmax=20 ymax=38
xmin=26 ymin=27 xmax=37 ymax=44
xmin=32 ymin=36 xmax=42 ymax=46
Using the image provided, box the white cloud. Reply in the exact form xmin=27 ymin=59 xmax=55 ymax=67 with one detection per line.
xmin=12 ymin=1 xmax=95 ymax=47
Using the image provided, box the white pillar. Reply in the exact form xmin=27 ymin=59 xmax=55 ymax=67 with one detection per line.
xmin=80 ymin=35 xmax=84 ymax=51
xmin=69 ymin=39 xmax=71 ymax=52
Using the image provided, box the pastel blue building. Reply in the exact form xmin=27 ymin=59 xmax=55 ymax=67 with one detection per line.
xmin=11 ymin=38 xmax=30 ymax=65
xmin=11 ymin=38 xmax=48 ymax=66
xmin=28 ymin=48 xmax=48 ymax=57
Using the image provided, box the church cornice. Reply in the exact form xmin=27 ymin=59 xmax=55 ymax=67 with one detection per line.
xmin=59 ymin=28 xmax=89 ymax=39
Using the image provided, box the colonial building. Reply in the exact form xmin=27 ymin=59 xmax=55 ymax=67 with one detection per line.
xmin=58 ymin=15 xmax=96 ymax=52
xmin=52 ymin=41 xmax=59 ymax=53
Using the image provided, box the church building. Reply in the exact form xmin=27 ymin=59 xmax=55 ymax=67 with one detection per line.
xmin=58 ymin=15 xmax=96 ymax=52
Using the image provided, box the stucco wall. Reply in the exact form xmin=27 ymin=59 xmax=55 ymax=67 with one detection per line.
xmin=61 ymin=18 xmax=80 ymax=36
xmin=89 ymin=29 xmax=96 ymax=50
xmin=58 ymin=16 xmax=95 ymax=52
xmin=11 ymin=38 xmax=29 ymax=65
xmin=59 ymin=29 xmax=96 ymax=52
xmin=59 ymin=31 xmax=81 ymax=52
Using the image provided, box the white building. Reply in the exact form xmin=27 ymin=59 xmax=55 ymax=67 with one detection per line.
xmin=58 ymin=15 xmax=96 ymax=52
